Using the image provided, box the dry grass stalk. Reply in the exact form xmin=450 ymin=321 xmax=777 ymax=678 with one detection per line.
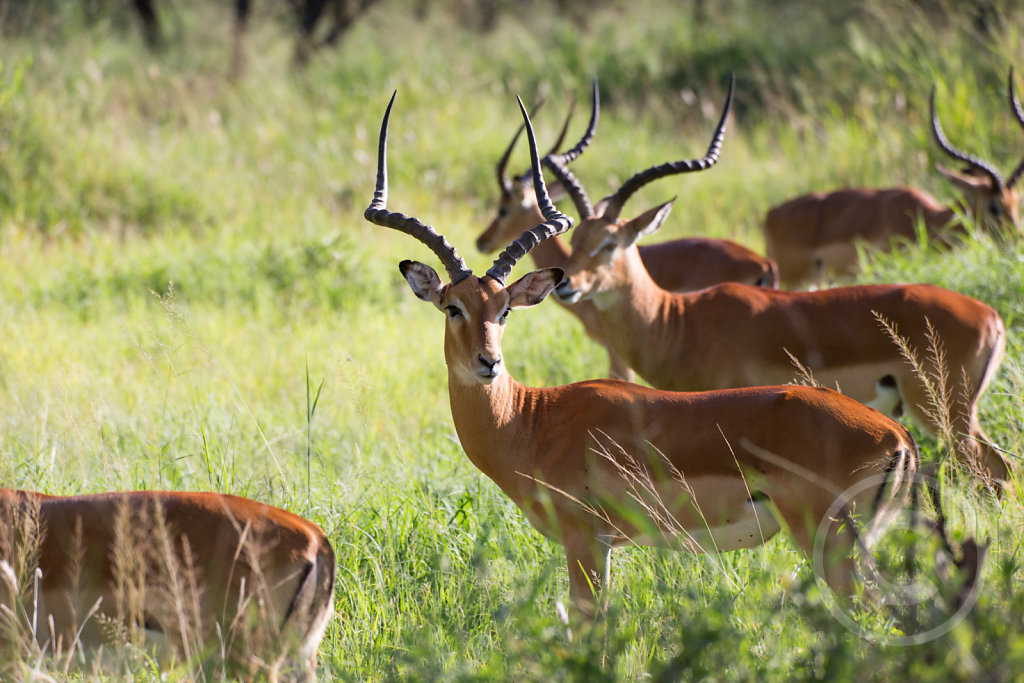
xmin=1 ymin=492 xmax=330 ymax=681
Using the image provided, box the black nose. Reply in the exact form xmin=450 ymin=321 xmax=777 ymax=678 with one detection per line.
xmin=554 ymin=280 xmax=577 ymax=300
xmin=478 ymin=354 xmax=501 ymax=370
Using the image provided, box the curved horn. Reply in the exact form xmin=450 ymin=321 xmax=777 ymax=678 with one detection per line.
xmin=1007 ymin=68 xmax=1024 ymax=188
xmin=546 ymin=97 xmax=578 ymax=159
xmin=540 ymin=78 xmax=600 ymax=219
xmin=602 ymin=73 xmax=734 ymax=223
xmin=1010 ymin=68 xmax=1024 ymax=129
xmin=502 ymin=99 xmax=580 ymax=194
xmin=548 ymin=78 xmax=599 ymax=166
xmin=542 ymin=155 xmax=594 ymax=219
xmin=364 ymin=91 xmax=473 ymax=283
xmin=929 ymin=85 xmax=1005 ymax=190
xmin=487 ymin=96 xmax=575 ymax=284
xmin=508 ymin=98 xmax=579 ymax=188
xmin=496 ymin=99 xmax=546 ymax=197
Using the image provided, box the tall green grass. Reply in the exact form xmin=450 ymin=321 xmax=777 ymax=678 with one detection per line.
xmin=1 ymin=0 xmax=1023 ymax=678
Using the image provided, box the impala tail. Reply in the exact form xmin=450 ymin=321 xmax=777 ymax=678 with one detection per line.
xmin=758 ymin=258 xmax=780 ymax=289
xmin=282 ymin=535 xmax=336 ymax=666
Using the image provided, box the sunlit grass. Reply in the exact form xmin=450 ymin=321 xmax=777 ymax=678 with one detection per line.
xmin=1 ymin=0 xmax=1024 ymax=679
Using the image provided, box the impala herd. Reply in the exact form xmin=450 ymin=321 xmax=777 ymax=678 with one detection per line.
xmin=766 ymin=74 xmax=1024 ymax=288
xmin=4 ymin=69 xmax=1022 ymax=675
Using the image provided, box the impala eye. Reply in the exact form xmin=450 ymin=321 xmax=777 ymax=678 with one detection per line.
xmin=500 ymin=308 xmax=511 ymax=322
xmin=498 ymin=206 xmax=509 ymax=218
xmin=589 ymin=240 xmax=617 ymax=258
xmin=989 ymin=201 xmax=1001 ymax=216
xmin=446 ymin=305 xmax=462 ymax=319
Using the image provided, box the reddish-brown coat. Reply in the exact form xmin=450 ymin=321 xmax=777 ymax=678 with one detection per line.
xmin=0 ymin=488 xmax=334 ymax=675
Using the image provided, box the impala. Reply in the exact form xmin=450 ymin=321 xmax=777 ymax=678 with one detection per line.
xmin=365 ymin=91 xmax=938 ymax=615
xmin=764 ymin=74 xmax=1024 ymax=288
xmin=0 ymin=488 xmax=334 ymax=678
xmin=477 ymin=79 xmax=777 ymax=380
xmin=545 ymin=82 xmax=1011 ymax=485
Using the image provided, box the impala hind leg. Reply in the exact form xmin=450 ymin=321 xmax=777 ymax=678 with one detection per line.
xmin=775 ymin=446 xmax=917 ymax=601
xmin=962 ymin=420 xmax=1011 ymax=486
xmin=897 ymin=375 xmax=1010 ymax=484
xmin=770 ymin=497 xmax=862 ymax=600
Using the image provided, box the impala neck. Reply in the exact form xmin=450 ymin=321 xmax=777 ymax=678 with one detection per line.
xmin=447 ymin=367 xmax=534 ymax=500
xmin=592 ymin=246 xmax=684 ymax=380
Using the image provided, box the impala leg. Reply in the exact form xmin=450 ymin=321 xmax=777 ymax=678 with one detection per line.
xmin=964 ymin=420 xmax=1011 ymax=485
xmin=899 ymin=376 xmax=1010 ymax=484
xmin=953 ymin=367 xmax=1011 ymax=483
xmin=564 ymin=536 xmax=612 ymax=618
xmin=882 ymin=362 xmax=1009 ymax=485
xmin=770 ymin=496 xmax=863 ymax=601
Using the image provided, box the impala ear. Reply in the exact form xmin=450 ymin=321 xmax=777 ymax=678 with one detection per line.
xmin=518 ymin=173 xmax=567 ymax=203
xmin=399 ymin=260 xmax=445 ymax=309
xmin=512 ymin=178 xmax=529 ymax=203
xmin=546 ymin=176 xmax=568 ymax=202
xmin=507 ymin=268 xmax=564 ymax=308
xmin=936 ymin=164 xmax=995 ymax=192
xmin=621 ymin=198 xmax=676 ymax=247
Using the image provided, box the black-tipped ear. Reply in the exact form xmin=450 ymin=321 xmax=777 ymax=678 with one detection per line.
xmin=936 ymin=164 xmax=998 ymax=191
xmin=507 ymin=267 xmax=563 ymax=308
xmin=551 ymin=267 xmax=565 ymax=288
xmin=399 ymin=260 xmax=445 ymax=308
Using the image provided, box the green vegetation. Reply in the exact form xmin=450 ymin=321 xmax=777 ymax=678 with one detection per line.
xmin=1 ymin=0 xmax=1023 ymax=679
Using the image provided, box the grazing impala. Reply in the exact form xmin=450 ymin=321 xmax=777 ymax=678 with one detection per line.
xmin=765 ymin=74 xmax=1024 ymax=288
xmin=365 ymin=91 xmax=934 ymax=615
xmin=477 ymin=79 xmax=777 ymax=379
xmin=0 ymin=488 xmax=334 ymax=677
xmin=545 ymin=81 xmax=1011 ymax=485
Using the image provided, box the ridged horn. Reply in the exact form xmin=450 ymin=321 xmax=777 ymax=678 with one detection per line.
xmin=541 ymin=78 xmax=600 ymax=219
xmin=929 ymin=84 xmax=1005 ymax=191
xmin=486 ymin=96 xmax=575 ymax=284
xmin=499 ymin=97 xmax=581 ymax=192
xmin=364 ymin=91 xmax=473 ymax=283
xmin=601 ymin=73 xmax=734 ymax=224
xmin=542 ymin=155 xmax=594 ymax=219
xmin=1007 ymin=68 xmax=1024 ymax=189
